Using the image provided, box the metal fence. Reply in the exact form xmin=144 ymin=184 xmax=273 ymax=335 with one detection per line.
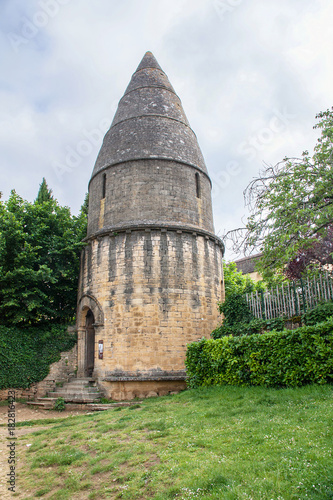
xmin=245 ymin=273 xmax=333 ymax=320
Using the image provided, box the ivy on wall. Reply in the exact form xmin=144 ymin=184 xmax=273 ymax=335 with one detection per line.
xmin=0 ymin=324 xmax=77 ymax=389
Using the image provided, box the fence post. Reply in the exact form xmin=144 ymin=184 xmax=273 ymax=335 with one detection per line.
xmin=300 ymin=276 xmax=307 ymax=314
xmin=260 ymin=290 xmax=266 ymax=320
xmin=293 ymin=283 xmax=299 ymax=316
xmin=328 ymin=272 xmax=333 ymax=301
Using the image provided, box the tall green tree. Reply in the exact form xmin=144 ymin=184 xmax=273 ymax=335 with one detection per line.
xmin=0 ymin=185 xmax=88 ymax=325
xmin=227 ymin=108 xmax=333 ymax=280
xmin=36 ymin=177 xmax=53 ymax=203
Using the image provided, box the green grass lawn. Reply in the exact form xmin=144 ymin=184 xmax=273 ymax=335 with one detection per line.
xmin=18 ymin=384 xmax=333 ymax=499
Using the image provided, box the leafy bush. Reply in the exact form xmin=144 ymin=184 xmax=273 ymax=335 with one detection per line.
xmin=265 ymin=317 xmax=286 ymax=331
xmin=54 ymin=397 xmax=66 ymax=411
xmin=0 ymin=324 xmax=77 ymax=389
xmin=186 ymin=319 xmax=333 ymax=388
xmin=212 ymin=316 xmax=285 ymax=339
xmin=212 ymin=321 xmax=259 ymax=339
xmin=219 ymin=293 xmax=254 ymax=325
xmin=302 ymin=301 xmax=333 ymax=326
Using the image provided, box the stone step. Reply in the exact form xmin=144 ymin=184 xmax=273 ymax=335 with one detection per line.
xmin=66 ymin=378 xmax=96 ymax=383
xmin=56 ymin=383 xmax=97 ymax=391
xmin=48 ymin=392 xmax=101 ymax=400
xmin=53 ymin=386 xmax=100 ymax=393
xmin=55 ymin=397 xmax=101 ymax=403
xmin=55 ymin=384 xmax=97 ymax=391
xmin=73 ymin=377 xmax=95 ymax=381
xmin=49 ymin=389 xmax=102 ymax=396
xmin=60 ymin=382 xmax=96 ymax=388
xmin=26 ymin=401 xmax=53 ymax=408
xmin=26 ymin=400 xmax=143 ymax=411
xmin=50 ymin=392 xmax=103 ymax=401
xmin=69 ymin=377 xmax=96 ymax=384
xmin=86 ymin=402 xmax=143 ymax=410
xmin=50 ymin=385 xmax=100 ymax=393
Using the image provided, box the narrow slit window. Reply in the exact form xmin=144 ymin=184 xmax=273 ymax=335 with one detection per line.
xmin=195 ymin=172 xmax=201 ymax=198
xmin=102 ymin=173 xmax=106 ymax=199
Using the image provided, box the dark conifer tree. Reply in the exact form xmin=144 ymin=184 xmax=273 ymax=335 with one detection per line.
xmin=36 ymin=178 xmax=53 ymax=204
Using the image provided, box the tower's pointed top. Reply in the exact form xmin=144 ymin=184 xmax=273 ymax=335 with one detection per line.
xmin=91 ymin=52 xmax=209 ymax=179
xmin=124 ymin=51 xmax=175 ymax=96
xmin=135 ymin=51 xmax=162 ymax=73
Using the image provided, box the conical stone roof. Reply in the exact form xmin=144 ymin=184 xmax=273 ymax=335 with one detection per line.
xmin=91 ymin=52 xmax=208 ymax=178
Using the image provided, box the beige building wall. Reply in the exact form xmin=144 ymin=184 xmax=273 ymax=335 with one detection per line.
xmin=77 ymin=229 xmax=223 ymax=400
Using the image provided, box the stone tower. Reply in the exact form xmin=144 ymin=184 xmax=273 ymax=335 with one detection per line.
xmin=77 ymin=52 xmax=224 ymax=400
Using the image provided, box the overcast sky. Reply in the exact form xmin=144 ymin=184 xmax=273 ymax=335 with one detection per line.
xmin=1 ymin=0 xmax=333 ymax=259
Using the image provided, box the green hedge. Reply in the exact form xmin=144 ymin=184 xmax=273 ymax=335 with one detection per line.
xmin=212 ymin=317 xmax=286 ymax=338
xmin=302 ymin=301 xmax=333 ymax=326
xmin=186 ymin=319 xmax=333 ymax=388
xmin=0 ymin=324 xmax=77 ymax=389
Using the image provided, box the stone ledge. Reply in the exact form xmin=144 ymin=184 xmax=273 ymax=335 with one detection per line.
xmin=103 ymin=371 xmax=186 ymax=382
xmin=85 ymin=223 xmax=224 ymax=251
xmin=89 ymin=157 xmax=212 ymax=187
xmin=103 ymin=376 xmax=186 ymax=382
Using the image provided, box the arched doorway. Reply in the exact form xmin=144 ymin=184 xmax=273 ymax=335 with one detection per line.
xmin=85 ymin=309 xmax=95 ymax=377
xmin=77 ymin=294 xmax=104 ymax=378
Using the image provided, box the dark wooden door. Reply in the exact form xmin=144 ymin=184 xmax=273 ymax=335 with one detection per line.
xmin=86 ymin=310 xmax=95 ymax=377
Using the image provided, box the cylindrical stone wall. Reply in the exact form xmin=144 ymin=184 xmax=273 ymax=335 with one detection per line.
xmin=87 ymin=159 xmax=214 ymax=237
xmin=77 ymin=227 xmax=224 ymax=400
xmin=77 ymin=52 xmax=225 ymax=400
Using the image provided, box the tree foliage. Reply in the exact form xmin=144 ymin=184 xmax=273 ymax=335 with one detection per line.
xmin=211 ymin=261 xmax=266 ymax=338
xmin=285 ymin=225 xmax=333 ymax=279
xmin=36 ymin=177 xmax=53 ymax=203
xmin=0 ymin=181 xmax=88 ymax=325
xmin=223 ymin=261 xmax=265 ymax=296
xmin=227 ymin=108 xmax=333 ymax=280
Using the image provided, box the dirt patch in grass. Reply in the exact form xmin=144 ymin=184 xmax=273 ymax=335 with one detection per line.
xmin=144 ymin=454 xmax=161 ymax=468
xmin=0 ymin=402 xmax=93 ymax=423
xmin=0 ymin=403 xmax=101 ymax=499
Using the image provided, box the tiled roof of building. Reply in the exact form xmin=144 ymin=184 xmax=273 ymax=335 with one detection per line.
xmin=234 ymin=253 xmax=262 ymax=275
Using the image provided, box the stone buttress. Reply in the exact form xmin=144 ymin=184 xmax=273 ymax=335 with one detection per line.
xmin=77 ymin=52 xmax=224 ymax=400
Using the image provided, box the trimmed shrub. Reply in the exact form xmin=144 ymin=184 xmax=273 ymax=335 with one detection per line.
xmin=186 ymin=319 xmax=333 ymax=388
xmin=0 ymin=324 xmax=77 ymax=389
xmin=212 ymin=316 xmax=285 ymax=338
xmin=302 ymin=301 xmax=333 ymax=326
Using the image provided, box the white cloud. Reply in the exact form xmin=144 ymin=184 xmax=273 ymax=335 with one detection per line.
xmin=0 ymin=0 xmax=332 ymax=260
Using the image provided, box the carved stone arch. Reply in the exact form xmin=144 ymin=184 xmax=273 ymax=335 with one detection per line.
xmin=77 ymin=294 xmax=104 ymax=328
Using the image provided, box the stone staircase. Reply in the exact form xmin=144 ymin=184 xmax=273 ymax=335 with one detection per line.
xmin=27 ymin=377 xmax=103 ymax=409
xmin=26 ymin=377 xmax=144 ymax=411
xmin=48 ymin=377 xmax=103 ymax=403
